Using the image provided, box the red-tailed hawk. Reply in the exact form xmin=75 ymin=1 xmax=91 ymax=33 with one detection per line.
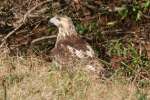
xmin=49 ymin=15 xmax=104 ymax=76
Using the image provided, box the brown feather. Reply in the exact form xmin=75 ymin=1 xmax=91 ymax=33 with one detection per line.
xmin=49 ymin=15 xmax=104 ymax=76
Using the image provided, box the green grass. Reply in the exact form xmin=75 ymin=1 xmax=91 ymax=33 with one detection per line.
xmin=106 ymin=39 xmax=150 ymax=81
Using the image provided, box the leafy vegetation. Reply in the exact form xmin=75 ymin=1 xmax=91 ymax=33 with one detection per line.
xmin=0 ymin=0 xmax=150 ymax=99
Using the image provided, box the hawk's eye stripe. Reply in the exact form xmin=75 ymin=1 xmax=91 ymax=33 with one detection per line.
xmin=57 ymin=17 xmax=61 ymax=20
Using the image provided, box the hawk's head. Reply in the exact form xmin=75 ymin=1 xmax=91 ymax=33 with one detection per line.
xmin=49 ymin=15 xmax=77 ymax=38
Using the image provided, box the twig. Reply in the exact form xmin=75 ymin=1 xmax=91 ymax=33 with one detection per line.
xmin=82 ymin=2 xmax=96 ymax=10
xmin=31 ymin=35 xmax=56 ymax=44
xmin=2 ymin=79 xmax=7 ymax=100
xmin=0 ymin=0 xmax=51 ymax=48
xmin=142 ymin=13 xmax=150 ymax=19
xmin=101 ymin=30 xmax=136 ymax=34
xmin=0 ymin=23 xmax=24 ymax=48
xmin=22 ymin=0 xmax=50 ymax=23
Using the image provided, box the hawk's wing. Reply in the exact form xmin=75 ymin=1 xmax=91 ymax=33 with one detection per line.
xmin=55 ymin=35 xmax=95 ymax=59
xmin=51 ymin=35 xmax=104 ymax=75
xmin=66 ymin=44 xmax=95 ymax=58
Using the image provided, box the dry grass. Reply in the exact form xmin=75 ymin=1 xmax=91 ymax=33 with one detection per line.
xmin=0 ymin=47 xmax=149 ymax=100
xmin=0 ymin=0 xmax=150 ymax=99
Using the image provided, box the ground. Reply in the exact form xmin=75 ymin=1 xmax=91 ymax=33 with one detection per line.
xmin=0 ymin=48 xmax=149 ymax=100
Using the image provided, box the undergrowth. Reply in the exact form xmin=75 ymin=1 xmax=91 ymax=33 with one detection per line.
xmin=0 ymin=0 xmax=150 ymax=99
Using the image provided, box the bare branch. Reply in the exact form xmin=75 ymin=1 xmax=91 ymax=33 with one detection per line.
xmin=31 ymin=35 xmax=56 ymax=44
xmin=142 ymin=13 xmax=150 ymax=19
xmin=0 ymin=0 xmax=52 ymax=48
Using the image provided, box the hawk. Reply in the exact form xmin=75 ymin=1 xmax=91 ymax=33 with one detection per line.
xmin=49 ymin=15 xmax=104 ymax=76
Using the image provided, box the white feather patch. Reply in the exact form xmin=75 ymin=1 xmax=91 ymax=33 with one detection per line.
xmin=86 ymin=65 xmax=96 ymax=72
xmin=67 ymin=45 xmax=95 ymax=58
xmin=86 ymin=45 xmax=95 ymax=57
xmin=67 ymin=46 xmax=84 ymax=58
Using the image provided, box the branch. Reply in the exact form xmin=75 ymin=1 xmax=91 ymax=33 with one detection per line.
xmin=0 ymin=0 xmax=52 ymax=48
xmin=31 ymin=35 xmax=56 ymax=44
xmin=21 ymin=0 xmax=50 ymax=23
xmin=142 ymin=13 xmax=150 ymax=19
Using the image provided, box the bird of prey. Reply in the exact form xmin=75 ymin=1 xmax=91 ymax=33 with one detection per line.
xmin=49 ymin=15 xmax=104 ymax=76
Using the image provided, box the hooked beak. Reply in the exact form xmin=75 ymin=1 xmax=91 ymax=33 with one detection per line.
xmin=48 ymin=16 xmax=59 ymax=27
xmin=48 ymin=20 xmax=55 ymax=27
